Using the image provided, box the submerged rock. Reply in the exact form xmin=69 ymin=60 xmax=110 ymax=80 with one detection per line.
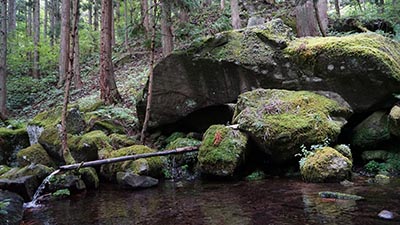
xmin=301 ymin=147 xmax=352 ymax=183
xmin=378 ymin=210 xmax=395 ymax=220
xmin=0 ymin=190 xmax=24 ymax=225
xmin=198 ymin=125 xmax=248 ymax=177
xmin=318 ymin=191 xmax=364 ymax=200
xmin=352 ymin=111 xmax=390 ymax=149
xmin=233 ymin=89 xmax=350 ymax=163
xmin=116 ymin=172 xmax=158 ymax=189
xmin=374 ymin=174 xmax=390 ymax=184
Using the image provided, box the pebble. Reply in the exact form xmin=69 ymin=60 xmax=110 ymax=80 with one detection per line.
xmin=378 ymin=210 xmax=394 ymax=220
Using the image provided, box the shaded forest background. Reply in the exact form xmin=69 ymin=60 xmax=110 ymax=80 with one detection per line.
xmin=0 ymin=0 xmax=399 ymax=127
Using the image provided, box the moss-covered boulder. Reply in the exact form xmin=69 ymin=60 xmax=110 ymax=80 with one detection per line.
xmin=137 ymin=19 xmax=400 ymax=131
xmin=233 ymin=89 xmax=351 ymax=163
xmin=351 ymin=111 xmax=390 ymax=149
xmin=388 ymin=105 xmax=400 ymax=138
xmin=78 ymin=167 xmax=99 ymax=189
xmin=38 ymin=128 xmax=79 ymax=162
xmin=198 ymin=125 xmax=248 ymax=177
xmin=166 ymin=137 xmax=201 ymax=167
xmin=300 ymin=147 xmax=352 ymax=183
xmin=16 ymin=144 xmax=55 ymax=167
xmin=73 ymin=130 xmax=111 ymax=161
xmin=87 ymin=119 xmax=125 ymax=135
xmin=109 ymin=133 xmax=137 ymax=149
xmin=0 ymin=128 xmax=30 ymax=166
xmin=334 ymin=144 xmax=352 ymax=161
xmin=100 ymin=145 xmax=164 ymax=181
xmin=285 ymin=33 xmax=400 ymax=113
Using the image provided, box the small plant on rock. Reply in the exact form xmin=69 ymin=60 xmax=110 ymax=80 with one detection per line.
xmin=295 ymin=138 xmax=331 ymax=167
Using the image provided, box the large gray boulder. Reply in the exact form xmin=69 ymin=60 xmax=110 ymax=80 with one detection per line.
xmin=137 ymin=19 xmax=400 ymax=130
xmin=0 ymin=190 xmax=24 ymax=225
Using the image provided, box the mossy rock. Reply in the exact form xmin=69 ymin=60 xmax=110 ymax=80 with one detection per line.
xmin=73 ymin=130 xmax=111 ymax=162
xmin=352 ymin=111 xmax=390 ymax=149
xmin=388 ymin=105 xmax=400 ymax=138
xmin=166 ymin=137 xmax=201 ymax=167
xmin=165 ymin=132 xmax=186 ymax=146
xmin=300 ymin=147 xmax=352 ymax=183
xmin=78 ymin=167 xmax=99 ymax=189
xmin=38 ymin=128 xmax=80 ymax=162
xmin=0 ymin=127 xmax=30 ymax=166
xmin=109 ymin=133 xmax=137 ymax=149
xmin=334 ymin=144 xmax=352 ymax=161
xmin=233 ymin=89 xmax=351 ymax=163
xmin=198 ymin=125 xmax=248 ymax=177
xmin=0 ymin=165 xmax=11 ymax=176
xmin=100 ymin=145 xmax=164 ymax=180
xmin=16 ymin=144 xmax=55 ymax=167
xmin=0 ymin=164 xmax=54 ymax=181
xmin=361 ymin=150 xmax=392 ymax=161
xmin=88 ymin=119 xmax=125 ymax=135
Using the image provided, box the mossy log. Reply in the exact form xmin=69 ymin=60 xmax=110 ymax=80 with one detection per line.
xmin=59 ymin=146 xmax=200 ymax=170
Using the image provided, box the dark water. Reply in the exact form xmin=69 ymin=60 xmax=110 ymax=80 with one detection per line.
xmin=23 ymin=177 xmax=400 ymax=225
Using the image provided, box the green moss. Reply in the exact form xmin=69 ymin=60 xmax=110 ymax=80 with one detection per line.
xmin=16 ymin=143 xmax=55 ymax=167
xmin=285 ymin=33 xmax=400 ymax=79
xmin=0 ymin=164 xmax=54 ymax=180
xmin=79 ymin=167 xmax=99 ymax=189
xmin=52 ymin=188 xmax=70 ymax=198
xmin=233 ymin=89 xmax=349 ymax=162
xmin=0 ymin=165 xmax=11 ymax=176
xmin=29 ymin=107 xmax=62 ymax=128
xmin=334 ymin=144 xmax=352 ymax=161
xmin=300 ymin=147 xmax=352 ymax=183
xmin=166 ymin=137 xmax=201 ymax=150
xmin=102 ymin=145 xmax=164 ymax=178
xmin=198 ymin=125 xmax=248 ymax=176
xmin=0 ymin=127 xmax=27 ymax=138
xmin=165 ymin=132 xmax=186 ymax=146
xmin=91 ymin=120 xmax=125 ymax=134
xmin=77 ymin=130 xmax=112 ymax=160
xmin=352 ymin=111 xmax=390 ymax=148
xmin=246 ymin=170 xmax=266 ymax=181
xmin=109 ymin=133 xmax=137 ymax=149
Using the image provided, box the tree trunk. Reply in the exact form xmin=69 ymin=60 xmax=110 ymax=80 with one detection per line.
xmin=60 ymin=145 xmax=200 ymax=170
xmin=100 ymin=0 xmax=121 ymax=104
xmin=124 ymin=0 xmax=128 ymax=48
xmin=160 ymin=0 xmax=173 ymax=57
xmin=44 ymin=0 xmax=48 ymax=40
xmin=221 ymin=0 xmax=225 ymax=10
xmin=140 ymin=0 xmax=157 ymax=144
xmin=230 ymin=0 xmax=241 ymax=29
xmin=94 ymin=0 xmax=99 ymax=31
xmin=59 ymin=0 xmax=70 ymax=86
xmin=88 ymin=2 xmax=93 ymax=27
xmin=295 ymin=0 xmax=328 ymax=37
xmin=141 ymin=0 xmax=150 ymax=34
xmin=60 ymin=0 xmax=79 ymax=165
xmin=50 ymin=0 xmax=55 ymax=46
xmin=73 ymin=0 xmax=83 ymax=89
xmin=33 ymin=0 xmax=40 ymax=79
xmin=0 ymin=0 xmax=7 ymax=118
xmin=334 ymin=0 xmax=340 ymax=18
xmin=8 ymin=0 xmax=16 ymax=33
xmin=111 ymin=4 xmax=116 ymax=47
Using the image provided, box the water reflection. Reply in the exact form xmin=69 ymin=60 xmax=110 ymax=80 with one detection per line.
xmin=23 ymin=178 xmax=400 ymax=225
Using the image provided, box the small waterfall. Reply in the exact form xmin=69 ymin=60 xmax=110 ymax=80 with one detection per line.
xmin=24 ymin=169 xmax=60 ymax=208
xmin=27 ymin=125 xmax=44 ymax=145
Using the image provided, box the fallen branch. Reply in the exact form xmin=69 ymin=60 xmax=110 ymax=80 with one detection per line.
xmin=59 ymin=145 xmax=200 ymax=171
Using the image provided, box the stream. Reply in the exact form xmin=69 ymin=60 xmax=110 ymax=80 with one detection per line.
xmin=22 ymin=177 xmax=400 ymax=225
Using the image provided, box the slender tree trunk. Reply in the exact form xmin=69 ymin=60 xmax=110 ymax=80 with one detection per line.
xmin=100 ymin=0 xmax=121 ymax=104
xmin=230 ymin=0 xmax=241 ymax=29
xmin=221 ymin=0 xmax=225 ymax=10
xmin=140 ymin=0 xmax=157 ymax=144
xmin=334 ymin=0 xmax=340 ymax=18
xmin=124 ymin=0 xmax=128 ymax=48
xmin=33 ymin=0 xmax=40 ymax=78
xmin=295 ymin=0 xmax=328 ymax=37
xmin=50 ymin=0 xmax=55 ymax=46
xmin=59 ymin=0 xmax=70 ymax=86
xmin=44 ymin=0 xmax=48 ymax=40
xmin=0 ymin=0 xmax=7 ymax=118
xmin=141 ymin=0 xmax=150 ymax=34
xmin=160 ymin=0 xmax=173 ymax=56
xmin=60 ymin=0 xmax=79 ymax=165
xmin=54 ymin=0 xmax=61 ymax=39
xmin=88 ymin=2 xmax=93 ymax=27
xmin=111 ymin=4 xmax=116 ymax=47
xmin=94 ymin=0 xmax=99 ymax=31
xmin=8 ymin=0 xmax=16 ymax=33
xmin=73 ymin=0 xmax=82 ymax=89
xmin=313 ymin=0 xmax=327 ymax=37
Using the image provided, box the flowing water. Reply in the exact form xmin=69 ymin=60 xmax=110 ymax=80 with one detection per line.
xmin=22 ymin=176 xmax=400 ymax=225
xmin=23 ymin=169 xmax=61 ymax=208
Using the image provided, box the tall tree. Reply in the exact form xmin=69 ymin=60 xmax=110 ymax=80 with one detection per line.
xmin=124 ymin=0 xmax=128 ymax=48
xmin=230 ymin=0 xmax=241 ymax=29
xmin=295 ymin=0 xmax=328 ymax=37
xmin=334 ymin=0 xmax=340 ymax=18
xmin=141 ymin=0 xmax=157 ymax=143
xmin=100 ymin=0 xmax=121 ymax=104
xmin=0 ymin=0 xmax=7 ymax=119
xmin=73 ymin=0 xmax=83 ymax=88
xmin=33 ymin=0 xmax=40 ymax=78
xmin=50 ymin=0 xmax=56 ymax=46
xmin=94 ymin=0 xmax=99 ymax=31
xmin=59 ymin=0 xmax=70 ymax=86
xmin=160 ymin=0 xmax=173 ymax=56
xmin=44 ymin=0 xmax=48 ymax=39
xmin=141 ymin=0 xmax=150 ymax=34
xmin=8 ymin=0 xmax=16 ymax=33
